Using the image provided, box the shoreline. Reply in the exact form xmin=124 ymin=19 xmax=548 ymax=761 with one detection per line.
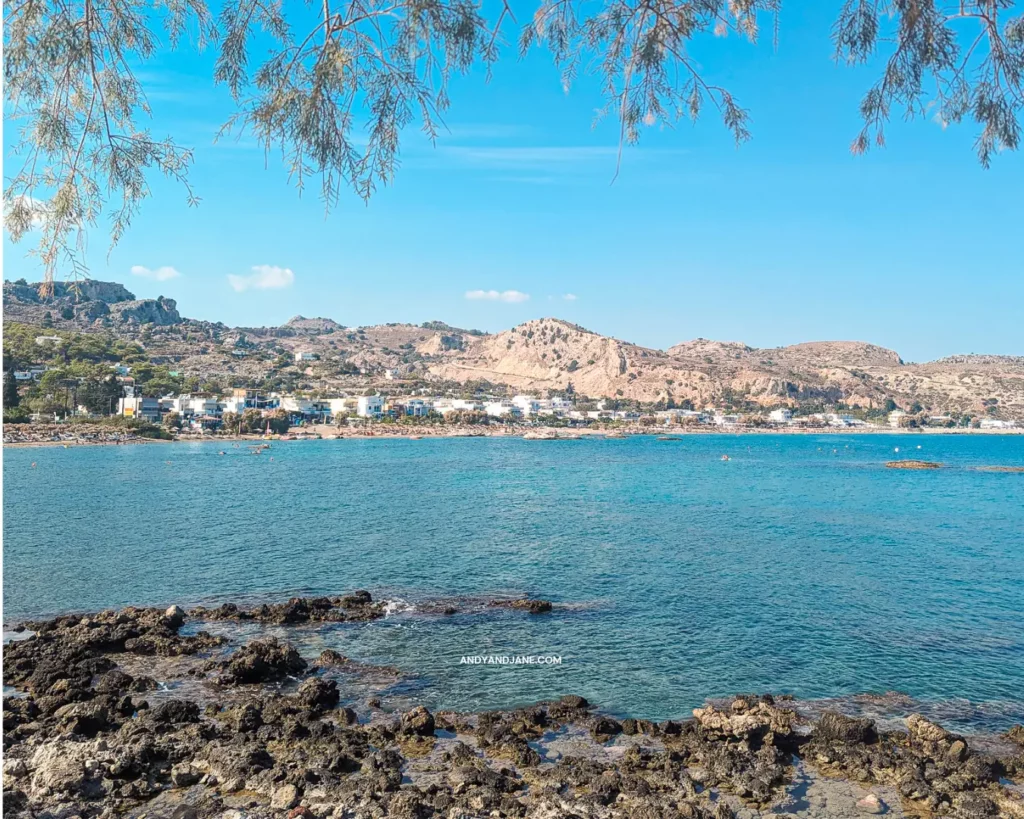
xmin=5 ymin=423 xmax=1022 ymax=449
xmin=4 ymin=595 xmax=1023 ymax=819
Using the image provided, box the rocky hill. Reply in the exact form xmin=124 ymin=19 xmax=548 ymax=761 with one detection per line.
xmin=4 ymin=279 xmax=1023 ymax=419
xmin=3 ymin=278 xmax=182 ymax=327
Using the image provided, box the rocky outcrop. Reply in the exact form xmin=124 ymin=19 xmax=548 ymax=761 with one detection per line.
xmin=111 ymin=296 xmax=181 ymax=325
xmin=3 ymin=278 xmax=136 ymax=305
xmin=190 ymin=594 xmax=385 ymax=625
xmin=282 ymin=316 xmax=345 ymax=333
xmin=3 ymin=600 xmax=1020 ymax=819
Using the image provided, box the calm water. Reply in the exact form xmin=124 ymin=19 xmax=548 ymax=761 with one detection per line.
xmin=4 ymin=434 xmax=1024 ymax=730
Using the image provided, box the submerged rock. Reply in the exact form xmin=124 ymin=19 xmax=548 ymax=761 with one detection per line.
xmin=191 ymin=593 xmax=385 ymax=625
xmin=885 ymin=459 xmax=942 ymax=469
xmin=487 ymin=598 xmax=553 ymax=614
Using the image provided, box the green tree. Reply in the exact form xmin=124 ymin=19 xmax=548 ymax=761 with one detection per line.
xmin=4 ymin=371 xmax=21 ymax=408
xmin=77 ymin=373 xmax=121 ymax=414
xmin=164 ymin=411 xmax=182 ymax=431
xmin=5 ymin=2 xmax=1021 ymax=289
xmin=40 ymin=312 xmax=54 ymax=328
xmin=268 ymin=409 xmax=291 ymax=434
xmin=221 ymin=411 xmax=240 ymax=434
xmin=60 ymin=306 xmax=75 ymax=320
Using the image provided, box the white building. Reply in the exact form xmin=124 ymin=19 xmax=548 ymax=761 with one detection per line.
xmin=403 ymin=398 xmax=430 ymax=417
xmin=188 ymin=396 xmax=221 ymax=418
xmin=979 ymin=418 xmax=1016 ymax=430
xmin=432 ymin=399 xmax=483 ymax=415
xmin=329 ymin=398 xmax=356 ymax=418
xmin=888 ymin=410 xmax=907 ymax=428
xmin=769 ymin=409 xmax=793 ymax=423
xmin=713 ymin=414 xmax=741 ymax=427
xmin=281 ymin=396 xmax=315 ymax=415
xmin=512 ymin=395 xmax=541 ymax=416
xmin=118 ymin=396 xmax=161 ymax=423
xmin=383 ymin=368 xmax=401 ymax=381
xmin=484 ymin=400 xmax=521 ymax=419
xmin=294 ymin=351 xmax=319 ymax=362
xmin=357 ymin=395 xmax=384 ymax=418
xmin=35 ymin=335 xmax=62 ymax=345
xmin=171 ymin=394 xmax=221 ymax=419
xmin=222 ymin=395 xmax=248 ymax=415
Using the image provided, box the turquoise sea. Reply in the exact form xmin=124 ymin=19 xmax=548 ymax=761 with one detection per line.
xmin=4 ymin=434 xmax=1024 ymax=731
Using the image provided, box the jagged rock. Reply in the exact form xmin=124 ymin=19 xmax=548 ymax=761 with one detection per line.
xmin=112 ymin=296 xmax=181 ymax=326
xmin=271 ymin=783 xmax=301 ymax=810
xmin=216 ymin=638 xmax=307 ymax=685
xmin=401 ymin=706 xmax=436 ymax=736
xmin=814 ymin=711 xmax=878 ymax=744
xmin=53 ymin=700 xmax=110 ymax=736
xmin=75 ymin=300 xmax=110 ymax=320
xmin=149 ymin=699 xmax=200 ymax=724
xmin=693 ymin=697 xmax=796 ymax=742
xmin=170 ymin=762 xmax=201 ymax=787
xmin=295 ymin=678 xmax=340 ymax=712
xmin=29 ymin=743 xmax=88 ymax=797
xmin=590 ymin=716 xmax=623 ymax=740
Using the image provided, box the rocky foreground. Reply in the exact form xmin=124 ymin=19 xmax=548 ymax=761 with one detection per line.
xmin=3 ymin=595 xmax=1024 ymax=819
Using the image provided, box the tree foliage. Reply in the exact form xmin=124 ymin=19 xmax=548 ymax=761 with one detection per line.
xmin=4 ymin=0 xmax=1022 ymax=287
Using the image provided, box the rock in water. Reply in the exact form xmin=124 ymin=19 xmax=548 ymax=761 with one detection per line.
xmin=164 ymin=605 xmax=186 ymax=628
xmin=885 ymin=460 xmax=942 ymax=470
xmin=488 ymin=598 xmax=553 ymax=614
xmin=216 ymin=637 xmax=308 ymax=684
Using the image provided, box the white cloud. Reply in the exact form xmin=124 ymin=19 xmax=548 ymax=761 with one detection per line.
xmin=228 ymin=264 xmax=295 ymax=293
xmin=562 ymin=293 xmax=578 ymax=301
xmin=465 ymin=289 xmax=530 ymax=304
xmin=131 ymin=265 xmax=181 ymax=282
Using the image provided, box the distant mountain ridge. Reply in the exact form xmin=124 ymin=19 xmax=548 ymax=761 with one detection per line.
xmin=4 ymin=279 xmax=1022 ymax=419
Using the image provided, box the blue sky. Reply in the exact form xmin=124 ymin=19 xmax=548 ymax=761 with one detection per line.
xmin=4 ymin=3 xmax=1022 ymax=362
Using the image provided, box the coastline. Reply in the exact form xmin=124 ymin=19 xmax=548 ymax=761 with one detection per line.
xmin=5 ymin=423 xmax=1022 ymax=449
xmin=4 ymin=595 xmax=1023 ymax=819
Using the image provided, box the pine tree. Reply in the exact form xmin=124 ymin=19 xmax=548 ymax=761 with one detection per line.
xmin=4 ymin=371 xmax=21 ymax=408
